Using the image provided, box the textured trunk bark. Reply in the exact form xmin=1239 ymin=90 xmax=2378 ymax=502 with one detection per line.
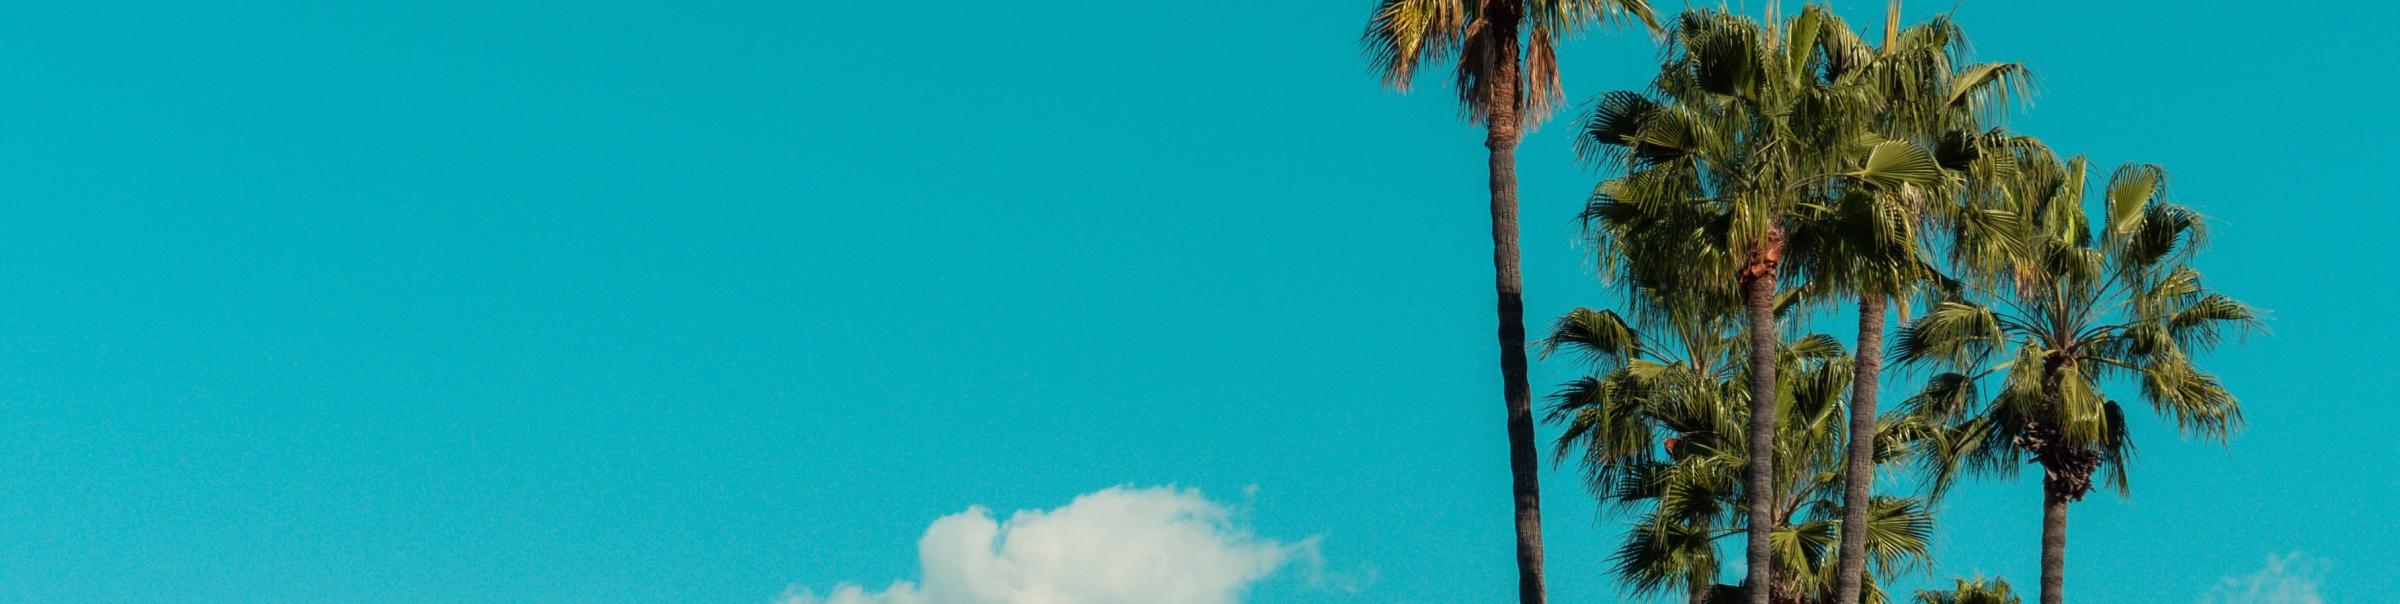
xmin=1738 ymin=263 xmax=1781 ymax=604
xmin=1830 ymin=296 xmax=1887 ymax=604
xmin=1482 ymin=14 xmax=1546 ymax=604
xmin=2040 ymin=488 xmax=2069 ymax=604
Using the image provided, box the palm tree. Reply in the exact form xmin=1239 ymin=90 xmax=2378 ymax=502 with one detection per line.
xmin=1914 ymin=576 xmax=2020 ymax=604
xmin=1575 ymin=7 xmax=1943 ymax=601
xmin=1890 ymin=157 xmax=2258 ymax=604
xmin=1361 ymin=2 xmax=1657 ymax=601
xmin=1542 ymin=290 xmax=1935 ymax=603
xmin=1780 ymin=7 xmax=2035 ymax=601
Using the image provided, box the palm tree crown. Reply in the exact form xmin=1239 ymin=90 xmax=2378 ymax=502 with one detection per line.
xmin=1365 ymin=0 xmax=1658 ymax=126
xmin=1542 ymin=287 xmax=1934 ymax=604
xmin=1894 ymin=155 xmax=2256 ymax=500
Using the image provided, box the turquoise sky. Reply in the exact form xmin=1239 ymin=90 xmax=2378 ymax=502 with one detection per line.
xmin=0 ymin=1 xmax=2389 ymax=602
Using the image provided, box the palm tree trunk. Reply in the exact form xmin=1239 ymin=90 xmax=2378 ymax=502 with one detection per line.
xmin=2040 ymin=487 xmax=2068 ymax=604
xmin=1738 ymin=251 xmax=1782 ymax=604
xmin=1482 ymin=17 xmax=1546 ymax=604
xmin=2030 ymin=369 xmax=2076 ymax=604
xmin=1837 ymin=11 xmax=1908 ymax=599
xmin=1830 ymin=295 xmax=1887 ymax=604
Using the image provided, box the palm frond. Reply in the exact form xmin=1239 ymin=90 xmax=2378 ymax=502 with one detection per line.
xmin=1543 ymin=307 xmax=1645 ymax=363
xmin=1362 ymin=0 xmax=1471 ymax=91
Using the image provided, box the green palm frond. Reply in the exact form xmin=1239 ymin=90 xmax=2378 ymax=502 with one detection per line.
xmin=1943 ymin=62 xmax=2034 ymax=121
xmin=1855 ymin=496 xmax=1935 ymax=575
xmin=1576 ymin=91 xmax=1665 ymax=163
xmin=2102 ymin=163 xmax=2167 ymax=246
xmin=1784 ymin=333 xmax=1849 ymax=362
xmin=1609 ymin=510 xmax=1723 ymax=599
xmin=1543 ymin=307 xmax=1644 ymax=363
xmin=2134 ymin=355 xmax=2239 ymax=439
xmin=1893 ymin=300 xmax=2004 ymax=369
xmin=1362 ymin=0 xmax=1470 ymax=92
xmin=2166 ymin=293 xmax=2262 ymax=349
xmin=1854 ymin=140 xmax=1944 ymax=190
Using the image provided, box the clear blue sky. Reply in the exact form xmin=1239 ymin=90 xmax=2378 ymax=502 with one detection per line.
xmin=0 ymin=1 xmax=2389 ymax=602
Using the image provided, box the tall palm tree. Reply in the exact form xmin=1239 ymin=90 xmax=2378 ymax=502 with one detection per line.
xmin=1781 ymin=7 xmax=2035 ymax=601
xmin=1890 ymin=157 xmax=2258 ymax=604
xmin=1542 ymin=289 xmax=1935 ymax=604
xmin=1913 ymin=576 xmax=2020 ymax=604
xmin=1362 ymin=2 xmax=1657 ymax=602
xmin=1576 ymin=7 xmax=1942 ymax=601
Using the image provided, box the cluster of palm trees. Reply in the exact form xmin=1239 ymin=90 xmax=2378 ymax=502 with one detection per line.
xmin=1362 ymin=1 xmax=2256 ymax=604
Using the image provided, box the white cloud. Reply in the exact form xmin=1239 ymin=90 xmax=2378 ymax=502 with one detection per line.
xmin=781 ymin=486 xmax=1312 ymax=604
xmin=2199 ymin=552 xmax=2327 ymax=604
xmin=791 ymin=582 xmax=928 ymax=604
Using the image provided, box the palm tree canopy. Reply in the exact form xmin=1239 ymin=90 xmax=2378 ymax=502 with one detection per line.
xmin=1363 ymin=0 xmax=1659 ymax=125
xmin=1890 ymin=155 xmax=2261 ymax=500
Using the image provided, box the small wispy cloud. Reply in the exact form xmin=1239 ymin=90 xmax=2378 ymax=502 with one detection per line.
xmin=2198 ymin=552 xmax=2327 ymax=604
xmin=780 ymin=486 xmax=1338 ymax=604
